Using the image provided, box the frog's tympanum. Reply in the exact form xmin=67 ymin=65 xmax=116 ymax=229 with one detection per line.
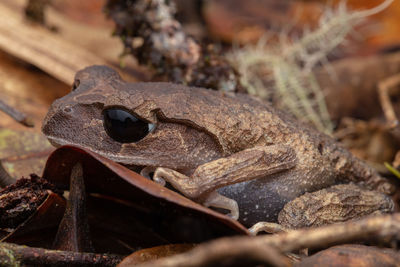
xmin=42 ymin=66 xmax=395 ymax=227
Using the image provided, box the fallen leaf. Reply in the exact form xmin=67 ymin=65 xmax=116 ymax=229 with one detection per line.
xmin=0 ymin=1 xmax=107 ymax=85
xmin=53 ymin=163 xmax=93 ymax=252
xmin=0 ymin=129 xmax=54 ymax=181
xmin=42 ymin=146 xmax=249 ymax=252
xmin=1 ymin=179 xmax=66 ymax=248
xmin=117 ymin=244 xmax=195 ymax=267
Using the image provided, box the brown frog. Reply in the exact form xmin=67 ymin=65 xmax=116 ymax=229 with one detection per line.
xmin=42 ymin=65 xmax=395 ymax=227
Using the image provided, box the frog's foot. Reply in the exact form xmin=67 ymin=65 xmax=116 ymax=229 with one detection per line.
xmin=248 ymin=222 xmax=288 ymax=235
xmin=152 ymin=167 xmax=199 ymax=197
xmin=202 ymin=191 xmax=239 ymax=220
xmin=152 ymin=167 xmax=239 ymax=220
xmin=141 ymin=166 xmax=167 ymax=186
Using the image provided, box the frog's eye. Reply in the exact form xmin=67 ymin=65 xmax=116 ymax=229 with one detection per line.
xmin=103 ymin=108 xmax=155 ymax=143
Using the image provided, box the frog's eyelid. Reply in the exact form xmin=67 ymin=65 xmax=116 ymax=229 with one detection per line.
xmin=102 ymin=105 xmax=156 ymax=124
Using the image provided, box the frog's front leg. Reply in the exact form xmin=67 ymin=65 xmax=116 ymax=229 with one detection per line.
xmin=152 ymin=145 xmax=297 ymax=219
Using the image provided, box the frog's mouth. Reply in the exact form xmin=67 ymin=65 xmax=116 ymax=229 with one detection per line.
xmin=46 ymin=135 xmax=167 ymax=185
xmin=45 ymin=135 xmax=67 ymax=148
xmin=45 ymin=134 xmax=161 ymax=168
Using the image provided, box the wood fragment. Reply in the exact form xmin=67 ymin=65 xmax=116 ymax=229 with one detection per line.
xmin=0 ymin=2 xmax=107 ymax=85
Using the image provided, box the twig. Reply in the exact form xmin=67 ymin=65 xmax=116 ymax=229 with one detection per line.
xmin=135 ymin=213 xmax=400 ymax=267
xmin=0 ymin=160 xmax=14 ymax=187
xmin=0 ymin=99 xmax=33 ymax=127
xmin=264 ymin=213 xmax=400 ymax=251
xmin=0 ymin=242 xmax=123 ymax=267
xmin=378 ymin=73 xmax=400 ymax=129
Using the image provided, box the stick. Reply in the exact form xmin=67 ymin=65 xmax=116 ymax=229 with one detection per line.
xmin=378 ymin=73 xmax=400 ymax=129
xmin=0 ymin=242 xmax=123 ymax=267
xmin=0 ymin=100 xmax=33 ymax=127
xmin=135 ymin=213 xmax=400 ymax=267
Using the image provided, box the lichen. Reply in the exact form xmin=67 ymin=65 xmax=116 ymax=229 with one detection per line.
xmin=0 ymin=246 xmax=20 ymax=267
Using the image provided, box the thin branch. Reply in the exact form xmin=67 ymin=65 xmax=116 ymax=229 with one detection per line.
xmin=378 ymin=73 xmax=400 ymax=129
xmin=135 ymin=213 xmax=400 ymax=267
xmin=0 ymin=242 xmax=123 ymax=267
xmin=0 ymin=100 xmax=33 ymax=127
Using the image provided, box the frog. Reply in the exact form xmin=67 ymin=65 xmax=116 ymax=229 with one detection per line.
xmin=42 ymin=65 xmax=395 ymax=227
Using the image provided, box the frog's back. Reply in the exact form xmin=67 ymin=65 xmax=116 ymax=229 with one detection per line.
xmin=132 ymin=82 xmax=303 ymax=154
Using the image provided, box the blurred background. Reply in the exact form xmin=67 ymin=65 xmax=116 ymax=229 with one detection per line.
xmin=1 ymin=0 xmax=400 ymax=179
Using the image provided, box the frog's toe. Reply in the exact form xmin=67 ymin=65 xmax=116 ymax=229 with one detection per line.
xmin=153 ymin=176 xmax=166 ymax=186
xmin=226 ymin=210 xmax=239 ymax=220
xmin=248 ymin=222 xmax=287 ymax=235
xmin=140 ymin=166 xmax=156 ymax=179
xmin=146 ymin=167 xmax=166 ymax=186
xmin=203 ymin=191 xmax=239 ymax=220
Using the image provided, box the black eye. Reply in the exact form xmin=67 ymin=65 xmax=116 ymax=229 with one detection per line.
xmin=103 ymin=108 xmax=155 ymax=143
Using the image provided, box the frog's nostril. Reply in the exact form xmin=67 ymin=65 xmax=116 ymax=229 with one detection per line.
xmin=64 ymin=107 xmax=72 ymax=113
xmin=72 ymin=79 xmax=80 ymax=91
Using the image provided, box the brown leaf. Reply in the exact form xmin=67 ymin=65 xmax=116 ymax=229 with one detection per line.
xmin=0 ymin=0 xmax=147 ymax=84
xmin=204 ymin=0 xmax=400 ymax=54
xmin=2 ymin=191 xmax=66 ymax=248
xmin=0 ymin=129 xmax=54 ymax=181
xmin=329 ymin=0 xmax=400 ymax=52
xmin=0 ymin=51 xmax=70 ymax=132
xmin=0 ymin=1 xmax=107 ymax=85
xmin=117 ymin=244 xmax=195 ymax=267
xmin=203 ymin=0 xmax=322 ymax=44
xmin=42 ymin=146 xmax=249 ymax=250
xmin=53 ymin=163 xmax=93 ymax=252
xmin=317 ymin=52 xmax=400 ymax=122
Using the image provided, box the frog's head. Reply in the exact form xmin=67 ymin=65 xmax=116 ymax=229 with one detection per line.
xmin=42 ymin=65 xmax=222 ymax=172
